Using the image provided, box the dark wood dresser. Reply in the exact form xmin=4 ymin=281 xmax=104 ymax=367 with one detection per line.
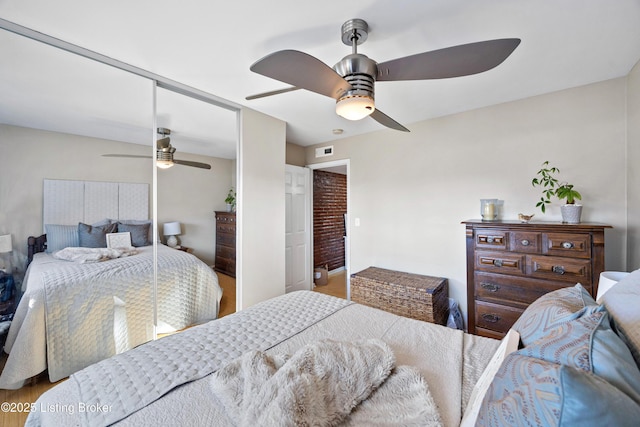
xmin=214 ymin=211 xmax=236 ymax=278
xmin=463 ymin=220 xmax=611 ymax=339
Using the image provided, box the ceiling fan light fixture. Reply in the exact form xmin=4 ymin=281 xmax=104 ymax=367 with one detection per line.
xmin=156 ymin=160 xmax=174 ymax=169
xmin=336 ymin=95 xmax=375 ymax=121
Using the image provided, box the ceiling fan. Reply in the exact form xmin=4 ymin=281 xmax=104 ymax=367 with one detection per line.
xmin=246 ymin=19 xmax=520 ymax=132
xmin=103 ymin=128 xmax=212 ymax=170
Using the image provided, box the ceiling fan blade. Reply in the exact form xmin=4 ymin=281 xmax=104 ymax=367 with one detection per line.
xmin=376 ymin=38 xmax=521 ymax=81
xmin=173 ymin=159 xmax=212 ymax=170
xmin=102 ymin=154 xmax=153 ymax=159
xmin=246 ymin=86 xmax=301 ymax=100
xmin=250 ymin=50 xmax=352 ymax=99
xmin=370 ymin=109 xmax=410 ymax=132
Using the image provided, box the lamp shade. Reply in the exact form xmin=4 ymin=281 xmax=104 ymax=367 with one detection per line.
xmin=596 ymin=271 xmax=629 ymax=302
xmin=335 ymin=95 xmax=375 ymax=120
xmin=163 ymin=222 xmax=181 ymax=236
xmin=0 ymin=234 xmax=12 ymax=253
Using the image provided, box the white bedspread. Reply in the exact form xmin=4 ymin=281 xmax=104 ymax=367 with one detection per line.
xmin=0 ymin=245 xmax=222 ymax=389
xmin=28 ymin=292 xmax=499 ymax=427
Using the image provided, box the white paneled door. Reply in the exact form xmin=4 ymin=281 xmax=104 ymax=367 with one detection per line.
xmin=285 ymin=164 xmax=311 ymax=292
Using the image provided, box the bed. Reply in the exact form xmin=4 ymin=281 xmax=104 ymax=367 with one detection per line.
xmin=24 ymin=268 xmax=640 ymax=427
xmin=0 ymin=178 xmax=223 ymax=390
xmin=0 ymin=238 xmax=222 ymax=390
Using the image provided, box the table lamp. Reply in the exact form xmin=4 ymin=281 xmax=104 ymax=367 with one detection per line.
xmin=0 ymin=234 xmax=12 ymax=274
xmin=163 ymin=222 xmax=181 ymax=248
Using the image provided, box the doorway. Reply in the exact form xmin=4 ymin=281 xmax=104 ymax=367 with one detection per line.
xmin=308 ymin=160 xmax=350 ymax=300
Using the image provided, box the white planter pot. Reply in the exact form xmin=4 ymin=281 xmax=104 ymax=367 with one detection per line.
xmin=561 ymin=204 xmax=582 ymax=224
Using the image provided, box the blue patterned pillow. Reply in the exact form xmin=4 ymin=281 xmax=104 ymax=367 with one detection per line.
xmin=78 ymin=222 xmax=118 ymax=248
xmin=508 ymin=307 xmax=640 ymax=406
xmin=512 ymin=283 xmax=596 ymax=346
xmin=478 ymin=354 xmax=640 ymax=426
xmin=45 ymin=224 xmax=79 ymax=252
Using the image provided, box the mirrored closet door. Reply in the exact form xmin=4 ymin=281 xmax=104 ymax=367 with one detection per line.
xmin=0 ymin=27 xmax=156 ymax=387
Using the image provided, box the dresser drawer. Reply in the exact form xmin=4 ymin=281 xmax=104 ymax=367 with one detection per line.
xmin=216 ymin=223 xmax=236 ymax=234
xmin=475 ymin=251 xmax=525 ymax=275
xmin=474 ymin=272 xmax=569 ymax=308
xmin=528 ymin=255 xmax=592 ymax=286
xmin=475 ymin=300 xmax=524 ymax=334
xmin=215 ymin=244 xmax=235 ymax=259
xmin=215 ymin=213 xmax=236 ymax=224
xmin=475 ymin=229 xmax=507 ymax=250
xmin=543 ymin=232 xmax=590 ymax=259
xmin=214 ymin=256 xmax=236 ymax=276
xmin=216 ymin=231 xmax=235 ymax=247
xmin=509 ymin=231 xmax=541 ymax=254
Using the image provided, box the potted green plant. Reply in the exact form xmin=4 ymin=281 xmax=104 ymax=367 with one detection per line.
xmin=225 ymin=188 xmax=236 ymax=212
xmin=532 ymin=161 xmax=583 ymax=223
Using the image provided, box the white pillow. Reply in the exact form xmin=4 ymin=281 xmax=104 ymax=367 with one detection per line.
xmin=460 ymin=329 xmax=520 ymax=427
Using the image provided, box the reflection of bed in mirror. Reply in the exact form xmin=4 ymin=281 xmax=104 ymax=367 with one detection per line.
xmin=0 ymin=179 xmax=222 ymax=389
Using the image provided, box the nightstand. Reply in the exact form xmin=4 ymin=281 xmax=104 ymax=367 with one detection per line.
xmin=175 ymin=246 xmax=193 ymax=254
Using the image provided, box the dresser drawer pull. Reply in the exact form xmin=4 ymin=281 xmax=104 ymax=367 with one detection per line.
xmin=552 ymin=265 xmax=566 ymax=275
xmin=486 ymin=236 xmax=494 ymax=243
xmin=521 ymin=239 xmax=530 ymax=246
xmin=481 ymin=283 xmax=500 ymax=292
xmin=482 ymin=313 xmax=501 ymax=323
xmin=493 ymin=259 xmax=503 ymax=267
xmin=562 ymin=241 xmax=574 ymax=249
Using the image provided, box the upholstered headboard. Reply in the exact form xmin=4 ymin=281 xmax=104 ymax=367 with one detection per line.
xmin=43 ymin=179 xmax=149 ymax=229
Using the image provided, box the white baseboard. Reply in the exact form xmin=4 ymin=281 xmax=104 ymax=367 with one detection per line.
xmin=328 ymin=266 xmax=345 ymax=276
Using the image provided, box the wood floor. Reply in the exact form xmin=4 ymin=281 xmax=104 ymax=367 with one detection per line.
xmin=0 ymin=270 xmax=347 ymax=426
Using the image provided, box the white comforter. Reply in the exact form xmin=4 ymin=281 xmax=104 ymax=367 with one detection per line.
xmin=28 ymin=292 xmax=499 ymax=427
xmin=0 ymin=245 xmax=222 ymax=389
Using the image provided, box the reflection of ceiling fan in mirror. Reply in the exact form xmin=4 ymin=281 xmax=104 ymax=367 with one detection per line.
xmin=103 ymin=128 xmax=212 ymax=170
xmin=247 ymin=18 xmax=520 ymax=132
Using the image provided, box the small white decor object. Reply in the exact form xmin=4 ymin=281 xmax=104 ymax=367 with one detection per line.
xmin=106 ymin=232 xmax=132 ymax=249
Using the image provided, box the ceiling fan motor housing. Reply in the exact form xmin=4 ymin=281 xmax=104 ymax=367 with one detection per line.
xmin=334 ymin=54 xmax=377 ymax=119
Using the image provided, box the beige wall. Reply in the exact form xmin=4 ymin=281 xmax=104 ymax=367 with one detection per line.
xmin=286 ymin=142 xmax=306 ymax=166
xmin=157 ymin=152 xmax=233 ymax=266
xmin=0 ymin=124 xmax=233 ymax=268
xmin=238 ymin=108 xmax=286 ymax=309
xmin=627 ymin=60 xmax=640 ymax=269
xmin=305 ymin=78 xmax=629 ymax=323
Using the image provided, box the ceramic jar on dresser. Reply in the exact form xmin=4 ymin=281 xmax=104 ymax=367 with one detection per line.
xmin=462 ymin=220 xmax=611 ymax=339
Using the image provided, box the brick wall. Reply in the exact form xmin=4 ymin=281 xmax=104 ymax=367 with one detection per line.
xmin=313 ymin=170 xmax=347 ymax=271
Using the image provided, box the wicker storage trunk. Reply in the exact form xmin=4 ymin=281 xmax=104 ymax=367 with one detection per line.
xmin=351 ymin=267 xmax=449 ymax=325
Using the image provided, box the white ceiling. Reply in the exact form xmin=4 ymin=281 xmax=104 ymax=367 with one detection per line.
xmin=1 ymin=0 xmax=640 ymax=158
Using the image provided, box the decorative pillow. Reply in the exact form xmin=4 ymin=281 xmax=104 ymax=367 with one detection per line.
xmin=478 ymin=354 xmax=640 ymax=426
xmin=602 ymin=268 xmax=640 ymax=370
xmin=78 ymin=222 xmax=118 ymax=248
xmin=512 ymin=283 xmax=597 ymax=346
xmin=91 ymin=218 xmax=113 ymax=228
xmin=514 ymin=307 xmax=640 ymax=406
xmin=117 ymin=222 xmax=151 ymax=247
xmin=116 ymin=219 xmax=155 ymax=244
xmin=45 ymin=224 xmax=79 ymax=253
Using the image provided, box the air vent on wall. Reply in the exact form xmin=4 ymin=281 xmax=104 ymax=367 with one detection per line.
xmin=315 ymin=145 xmax=334 ymax=158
